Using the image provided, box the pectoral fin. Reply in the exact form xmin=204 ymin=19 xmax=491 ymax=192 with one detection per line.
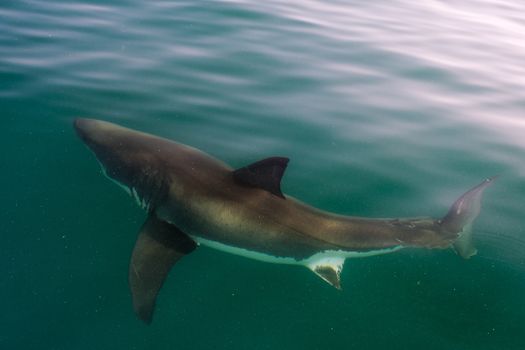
xmin=129 ymin=215 xmax=196 ymax=324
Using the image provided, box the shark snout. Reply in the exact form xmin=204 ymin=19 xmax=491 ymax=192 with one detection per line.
xmin=74 ymin=118 xmax=126 ymax=150
xmin=74 ymin=118 xmax=100 ymax=146
xmin=73 ymin=118 xmax=124 ymax=159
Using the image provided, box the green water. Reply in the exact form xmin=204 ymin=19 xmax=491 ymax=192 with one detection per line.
xmin=2 ymin=0 xmax=525 ymax=349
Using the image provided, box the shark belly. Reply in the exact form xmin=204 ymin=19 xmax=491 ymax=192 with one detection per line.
xmin=190 ymin=235 xmax=404 ymax=267
xmin=191 ymin=235 xmax=300 ymax=264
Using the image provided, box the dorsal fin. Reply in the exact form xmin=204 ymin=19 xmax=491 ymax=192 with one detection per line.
xmin=232 ymin=157 xmax=289 ymax=198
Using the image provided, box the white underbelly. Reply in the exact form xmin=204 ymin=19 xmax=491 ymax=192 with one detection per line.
xmin=190 ymin=235 xmax=403 ymax=267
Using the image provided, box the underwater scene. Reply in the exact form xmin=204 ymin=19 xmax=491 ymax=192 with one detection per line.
xmin=2 ymin=1 xmax=525 ymax=349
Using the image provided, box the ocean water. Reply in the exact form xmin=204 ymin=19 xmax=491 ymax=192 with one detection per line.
xmin=2 ymin=0 xmax=525 ymax=349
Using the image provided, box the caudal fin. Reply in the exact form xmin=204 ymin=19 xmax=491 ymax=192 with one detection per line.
xmin=440 ymin=177 xmax=497 ymax=259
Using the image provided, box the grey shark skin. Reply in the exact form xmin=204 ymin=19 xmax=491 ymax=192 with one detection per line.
xmin=74 ymin=118 xmax=495 ymax=324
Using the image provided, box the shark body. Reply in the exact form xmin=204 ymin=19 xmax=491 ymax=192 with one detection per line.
xmin=74 ymin=118 xmax=494 ymax=323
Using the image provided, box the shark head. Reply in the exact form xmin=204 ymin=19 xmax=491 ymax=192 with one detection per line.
xmin=74 ymin=118 xmax=168 ymax=210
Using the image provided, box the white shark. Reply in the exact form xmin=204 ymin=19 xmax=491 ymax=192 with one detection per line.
xmin=74 ymin=118 xmax=495 ymax=324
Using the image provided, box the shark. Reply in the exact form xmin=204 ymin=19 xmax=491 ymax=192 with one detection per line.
xmin=74 ymin=118 xmax=495 ymax=324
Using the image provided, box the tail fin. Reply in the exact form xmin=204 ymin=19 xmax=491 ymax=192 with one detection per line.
xmin=440 ymin=177 xmax=497 ymax=259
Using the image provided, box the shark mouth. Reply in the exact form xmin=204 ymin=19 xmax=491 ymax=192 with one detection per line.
xmin=96 ymin=160 xmax=154 ymax=212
